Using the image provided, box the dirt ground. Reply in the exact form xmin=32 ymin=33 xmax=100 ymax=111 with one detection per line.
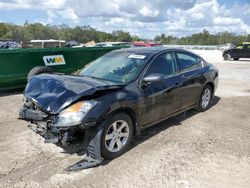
xmin=0 ymin=50 xmax=250 ymax=188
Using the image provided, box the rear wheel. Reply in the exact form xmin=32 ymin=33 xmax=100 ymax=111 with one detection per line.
xmin=101 ymin=113 xmax=133 ymax=160
xmin=27 ymin=66 xmax=53 ymax=81
xmin=223 ymin=54 xmax=230 ymax=60
xmin=197 ymin=85 xmax=212 ymax=112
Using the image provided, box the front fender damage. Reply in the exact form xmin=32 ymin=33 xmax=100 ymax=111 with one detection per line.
xmin=65 ymin=127 xmax=104 ymax=171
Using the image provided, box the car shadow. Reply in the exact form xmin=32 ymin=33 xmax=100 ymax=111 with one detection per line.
xmin=0 ymin=89 xmax=23 ymax=97
xmin=64 ymin=96 xmax=220 ymax=170
xmin=230 ymin=59 xmax=250 ymax=62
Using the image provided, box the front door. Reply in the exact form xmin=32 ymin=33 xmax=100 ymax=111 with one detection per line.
xmin=139 ymin=52 xmax=181 ymax=126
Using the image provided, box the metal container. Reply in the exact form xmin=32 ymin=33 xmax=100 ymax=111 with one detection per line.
xmin=0 ymin=47 xmax=121 ymax=91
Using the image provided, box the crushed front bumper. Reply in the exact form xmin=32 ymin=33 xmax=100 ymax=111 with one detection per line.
xmin=19 ymin=106 xmax=48 ymax=121
xmin=19 ymin=106 xmax=84 ymax=145
xmin=27 ymin=123 xmax=59 ymax=144
xmin=19 ymin=104 xmax=103 ymax=170
xmin=26 ymin=121 xmax=84 ymax=145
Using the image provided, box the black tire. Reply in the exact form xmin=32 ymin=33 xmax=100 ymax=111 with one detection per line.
xmin=233 ymin=58 xmax=239 ymax=61
xmin=197 ymin=85 xmax=213 ymax=112
xmin=27 ymin=66 xmax=53 ymax=81
xmin=101 ymin=112 xmax=133 ymax=160
xmin=223 ymin=53 xmax=230 ymax=60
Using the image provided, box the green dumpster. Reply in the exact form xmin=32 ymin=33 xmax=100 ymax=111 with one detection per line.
xmin=0 ymin=47 xmax=122 ymax=91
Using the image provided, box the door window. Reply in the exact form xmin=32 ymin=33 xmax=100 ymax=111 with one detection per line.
xmin=176 ymin=52 xmax=202 ymax=72
xmin=145 ymin=53 xmax=177 ymax=76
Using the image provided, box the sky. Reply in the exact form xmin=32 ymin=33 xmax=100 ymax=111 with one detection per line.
xmin=0 ymin=0 xmax=250 ymax=39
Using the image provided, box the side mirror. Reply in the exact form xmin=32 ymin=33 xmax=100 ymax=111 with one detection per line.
xmin=143 ymin=73 xmax=165 ymax=83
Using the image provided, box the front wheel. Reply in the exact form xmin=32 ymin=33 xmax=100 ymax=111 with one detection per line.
xmin=223 ymin=53 xmax=230 ymax=60
xmin=197 ymin=85 xmax=212 ymax=112
xmin=101 ymin=113 xmax=133 ymax=160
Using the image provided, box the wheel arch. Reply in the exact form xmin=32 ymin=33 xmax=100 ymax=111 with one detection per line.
xmin=205 ymin=82 xmax=215 ymax=95
xmin=107 ymin=107 xmax=140 ymax=136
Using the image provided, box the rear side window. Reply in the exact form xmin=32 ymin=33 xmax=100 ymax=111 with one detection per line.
xmin=176 ymin=52 xmax=202 ymax=72
xmin=145 ymin=53 xmax=177 ymax=76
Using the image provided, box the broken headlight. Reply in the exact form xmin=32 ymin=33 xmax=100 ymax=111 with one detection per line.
xmin=52 ymin=100 xmax=97 ymax=127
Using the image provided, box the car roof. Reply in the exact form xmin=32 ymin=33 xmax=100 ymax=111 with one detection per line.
xmin=114 ymin=47 xmax=189 ymax=56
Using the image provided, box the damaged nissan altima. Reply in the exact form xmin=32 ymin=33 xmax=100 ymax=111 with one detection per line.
xmin=19 ymin=48 xmax=218 ymax=169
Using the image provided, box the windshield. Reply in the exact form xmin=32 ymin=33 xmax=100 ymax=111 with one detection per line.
xmin=79 ymin=52 xmax=147 ymax=84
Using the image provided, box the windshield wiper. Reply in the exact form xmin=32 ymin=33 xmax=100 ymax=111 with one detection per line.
xmin=81 ymin=75 xmax=124 ymax=85
xmin=85 ymin=76 xmax=115 ymax=84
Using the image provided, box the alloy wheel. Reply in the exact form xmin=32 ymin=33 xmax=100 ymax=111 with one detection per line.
xmin=104 ymin=120 xmax=129 ymax=153
xmin=201 ymin=88 xmax=211 ymax=109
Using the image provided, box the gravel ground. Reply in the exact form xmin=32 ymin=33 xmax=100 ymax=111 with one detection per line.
xmin=0 ymin=50 xmax=250 ymax=188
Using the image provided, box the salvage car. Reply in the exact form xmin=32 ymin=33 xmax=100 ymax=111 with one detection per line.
xmin=223 ymin=42 xmax=250 ymax=60
xmin=19 ymin=48 xmax=218 ymax=169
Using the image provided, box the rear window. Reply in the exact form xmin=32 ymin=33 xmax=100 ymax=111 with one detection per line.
xmin=176 ymin=52 xmax=202 ymax=71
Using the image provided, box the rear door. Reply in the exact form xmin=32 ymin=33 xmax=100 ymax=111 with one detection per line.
xmin=175 ymin=52 xmax=205 ymax=109
xmin=239 ymin=45 xmax=248 ymax=58
xmin=244 ymin=45 xmax=250 ymax=58
xmin=139 ymin=52 xmax=181 ymax=126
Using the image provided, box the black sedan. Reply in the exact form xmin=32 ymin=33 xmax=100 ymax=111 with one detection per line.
xmin=19 ymin=48 xmax=218 ymax=169
xmin=223 ymin=43 xmax=250 ymax=60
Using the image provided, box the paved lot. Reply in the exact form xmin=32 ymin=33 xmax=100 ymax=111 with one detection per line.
xmin=0 ymin=50 xmax=250 ymax=188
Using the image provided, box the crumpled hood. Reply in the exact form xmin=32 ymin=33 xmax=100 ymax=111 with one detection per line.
xmin=24 ymin=74 xmax=122 ymax=114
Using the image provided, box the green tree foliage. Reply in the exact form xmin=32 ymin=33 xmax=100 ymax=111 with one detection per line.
xmin=112 ymin=30 xmax=132 ymax=42
xmin=23 ymin=23 xmax=58 ymax=40
xmin=155 ymin=29 xmax=250 ymax=45
xmin=0 ymin=23 xmax=8 ymax=37
xmin=0 ymin=22 xmax=137 ymax=43
xmin=0 ymin=22 xmax=249 ymax=45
